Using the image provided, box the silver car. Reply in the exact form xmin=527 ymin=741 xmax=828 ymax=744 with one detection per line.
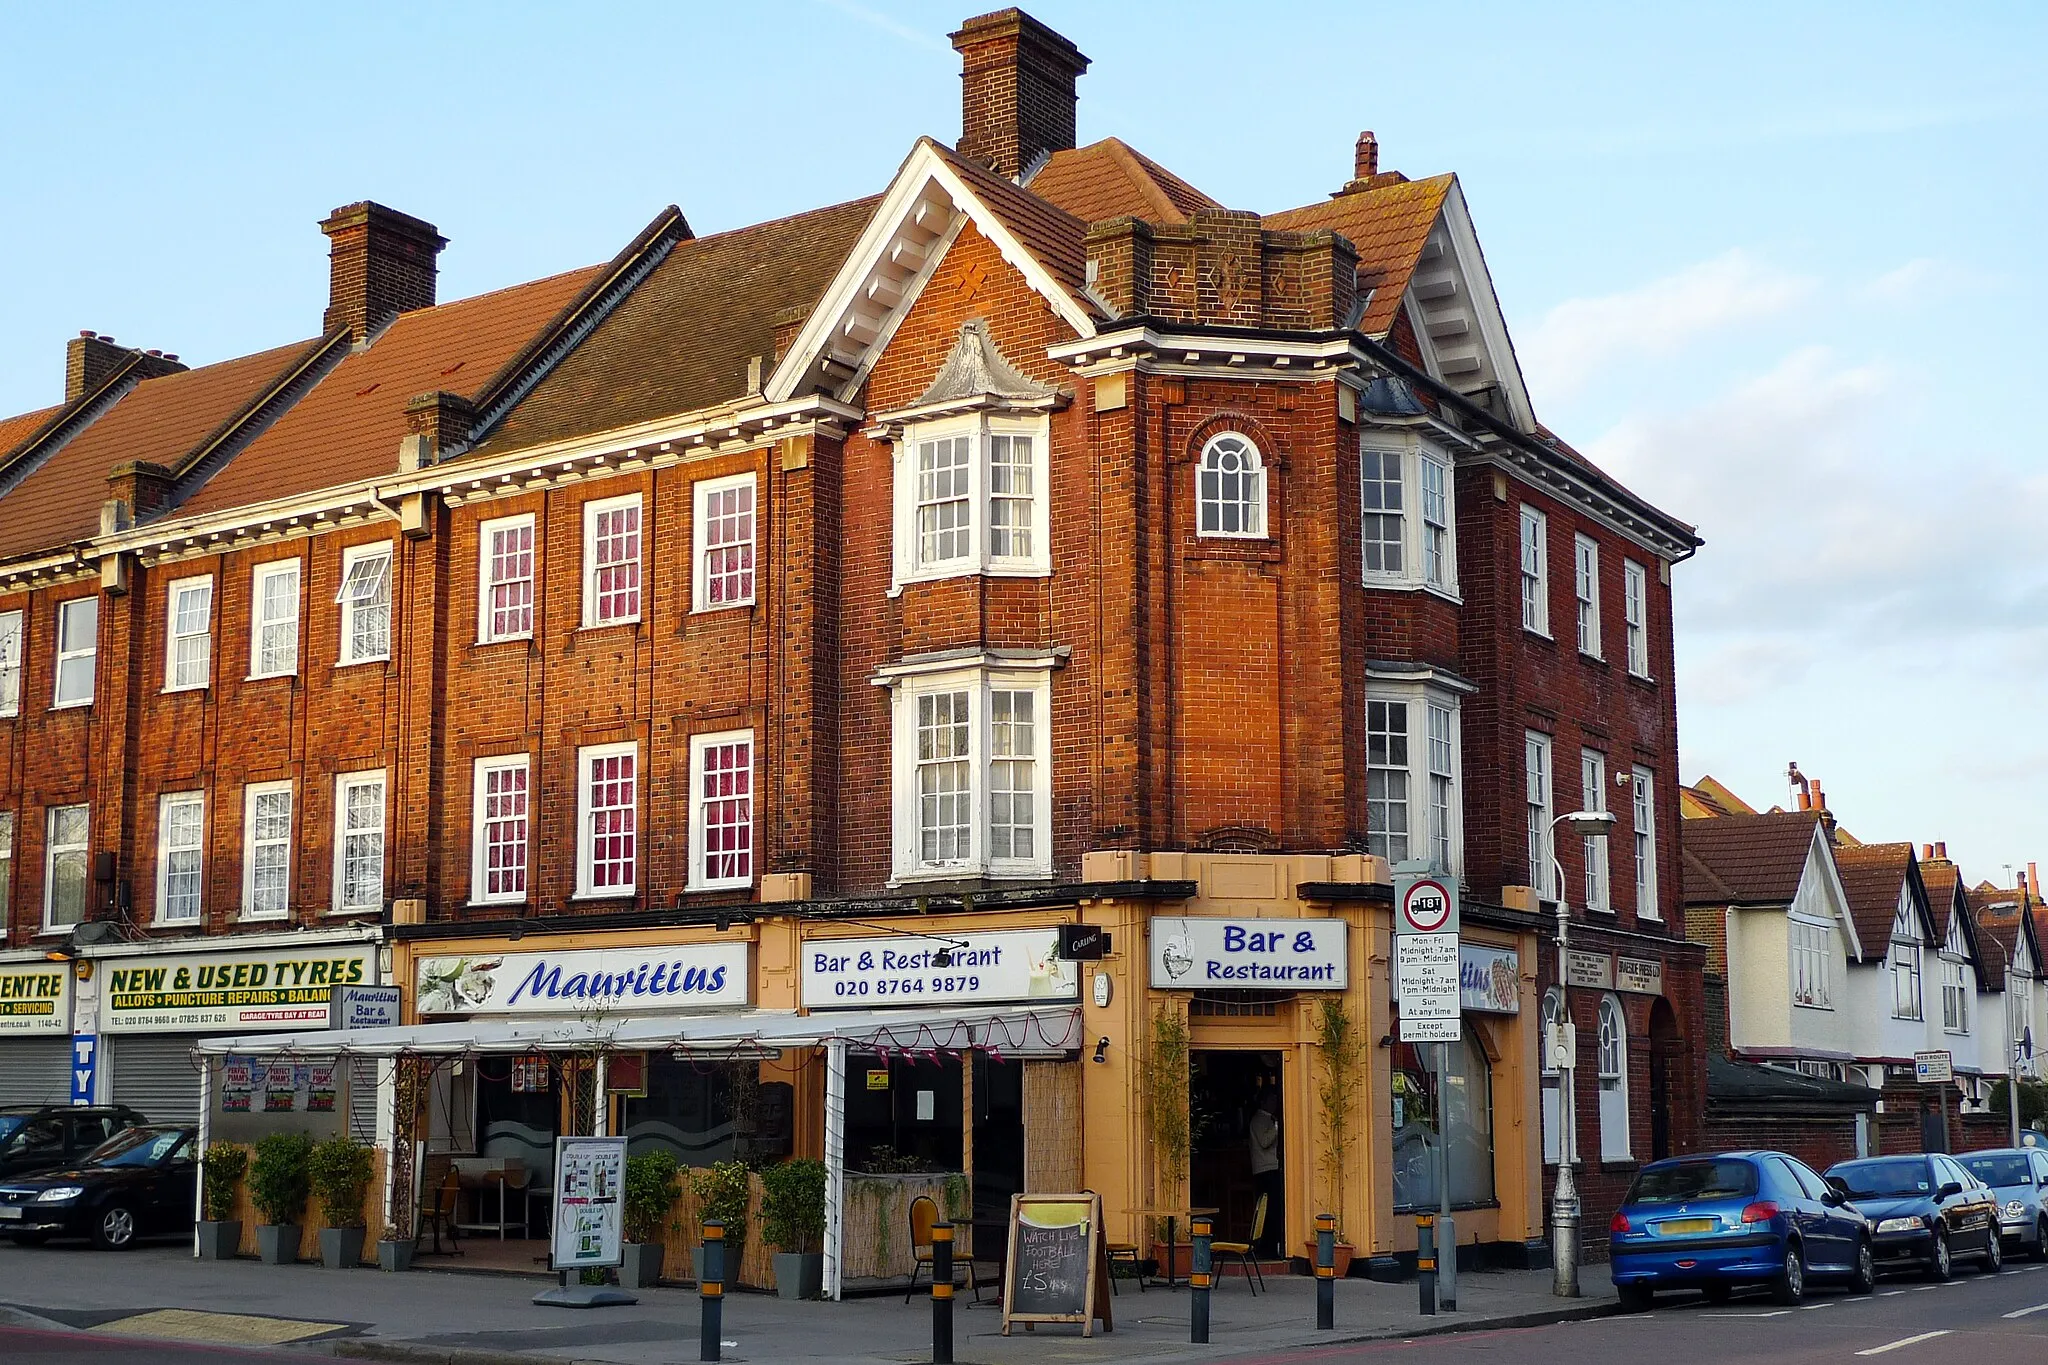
xmin=1959 ymin=1145 xmax=2048 ymax=1260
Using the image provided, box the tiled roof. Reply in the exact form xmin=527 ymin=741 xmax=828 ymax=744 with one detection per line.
xmin=0 ymin=341 xmax=321 ymax=563
xmin=1969 ymin=893 xmax=2030 ymax=991
xmin=1264 ymin=174 xmax=1454 ymax=337
xmin=1834 ymin=842 xmax=1917 ymax=961
xmin=0 ymin=403 xmax=64 ymax=466
xmin=179 ymin=267 xmax=603 ymax=515
xmin=1681 ymin=809 xmax=1822 ymax=906
xmin=470 ymin=196 xmax=881 ymax=459
xmin=932 ymin=141 xmax=1097 ymax=320
xmin=1920 ymin=858 xmax=1966 ymax=939
xmin=1027 ymin=137 xmax=1221 ymax=225
xmin=1680 ymin=776 xmax=1760 ymax=819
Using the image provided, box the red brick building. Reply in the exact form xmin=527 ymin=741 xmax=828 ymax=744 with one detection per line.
xmin=0 ymin=8 xmax=1701 ymax=1271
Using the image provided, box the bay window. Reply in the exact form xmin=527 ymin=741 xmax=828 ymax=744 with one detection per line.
xmin=882 ymin=659 xmax=1053 ymax=882
xmin=1365 ymin=670 xmax=1464 ymax=875
xmin=1359 ymin=435 xmax=1457 ymax=594
xmin=1790 ymin=917 xmax=1833 ymax=1008
xmin=892 ymin=415 xmax=1050 ymax=588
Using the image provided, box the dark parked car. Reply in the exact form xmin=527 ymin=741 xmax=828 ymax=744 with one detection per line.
xmin=1609 ymin=1151 xmax=1874 ymax=1309
xmin=1958 ymin=1146 xmax=2048 ymax=1261
xmin=0 ymin=1124 xmax=197 ymax=1249
xmin=1826 ymin=1153 xmax=2002 ymax=1279
xmin=0 ymin=1105 xmax=147 ymax=1180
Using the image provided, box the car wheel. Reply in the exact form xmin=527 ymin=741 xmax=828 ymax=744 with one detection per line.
xmin=2033 ymin=1218 xmax=2048 ymax=1263
xmin=1770 ymin=1242 xmax=1806 ymax=1306
xmin=1702 ymin=1283 xmax=1733 ymax=1305
xmin=1981 ymin=1227 xmax=2002 ymax=1274
xmin=1848 ymin=1238 xmax=1876 ymax=1295
xmin=1925 ymin=1228 xmax=1952 ymax=1282
xmin=90 ymin=1204 xmax=136 ymax=1251
xmin=1617 ymin=1283 xmax=1653 ymax=1313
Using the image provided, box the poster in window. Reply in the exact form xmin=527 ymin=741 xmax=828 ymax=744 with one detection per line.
xmin=262 ymin=1061 xmax=300 ymax=1112
xmin=221 ymin=1056 xmax=255 ymax=1113
xmin=307 ymin=1062 xmax=337 ymax=1113
xmin=512 ymin=1055 xmax=550 ymax=1093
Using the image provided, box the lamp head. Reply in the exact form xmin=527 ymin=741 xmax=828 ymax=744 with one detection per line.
xmin=1559 ymin=809 xmax=1618 ymax=839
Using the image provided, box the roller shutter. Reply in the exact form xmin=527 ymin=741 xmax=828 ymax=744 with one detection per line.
xmin=108 ymin=1034 xmax=206 ymax=1124
xmin=0 ymin=1038 xmax=73 ymax=1107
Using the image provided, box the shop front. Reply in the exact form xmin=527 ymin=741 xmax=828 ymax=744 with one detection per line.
xmin=0 ymin=953 xmax=75 ymax=1106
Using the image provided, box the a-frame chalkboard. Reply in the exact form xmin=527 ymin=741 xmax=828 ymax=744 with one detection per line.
xmin=1000 ymin=1192 xmax=1113 ymax=1337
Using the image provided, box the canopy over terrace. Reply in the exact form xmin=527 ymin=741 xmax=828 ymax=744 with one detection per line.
xmin=194 ymin=1003 xmax=1084 ymax=1294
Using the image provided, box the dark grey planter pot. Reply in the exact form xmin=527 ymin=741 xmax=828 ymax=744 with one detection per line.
xmin=256 ymin=1224 xmax=300 ymax=1264
xmin=320 ymin=1226 xmax=366 ymax=1269
xmin=773 ymin=1251 xmax=824 ymax=1300
xmin=619 ymin=1242 xmax=665 ymax=1288
xmin=377 ymin=1238 xmax=415 ymax=1273
xmin=196 ymin=1220 xmax=241 ymax=1261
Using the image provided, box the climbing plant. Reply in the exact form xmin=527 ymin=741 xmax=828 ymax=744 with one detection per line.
xmin=1141 ymin=1006 xmax=1192 ymax=1198
xmin=1312 ymin=997 xmax=1364 ymax=1232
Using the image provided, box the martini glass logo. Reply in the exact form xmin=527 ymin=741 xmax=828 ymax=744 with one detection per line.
xmin=1160 ymin=932 xmax=1194 ymax=981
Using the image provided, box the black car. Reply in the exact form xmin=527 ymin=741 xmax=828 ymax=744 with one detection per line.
xmin=1826 ymin=1153 xmax=2004 ymax=1279
xmin=0 ymin=1105 xmax=147 ymax=1180
xmin=0 ymin=1124 xmax=197 ymax=1249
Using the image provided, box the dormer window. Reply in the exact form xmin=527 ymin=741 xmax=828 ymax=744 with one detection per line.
xmin=1197 ymin=433 xmax=1267 ymax=538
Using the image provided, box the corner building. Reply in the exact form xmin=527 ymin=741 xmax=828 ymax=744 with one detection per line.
xmin=0 ymin=9 xmax=1701 ymax=1278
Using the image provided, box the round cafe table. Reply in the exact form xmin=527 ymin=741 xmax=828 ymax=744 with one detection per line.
xmin=1119 ymin=1206 xmax=1219 ymax=1290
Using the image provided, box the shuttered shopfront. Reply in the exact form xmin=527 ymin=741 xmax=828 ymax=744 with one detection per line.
xmin=108 ymin=1033 xmax=206 ymax=1123
xmin=0 ymin=959 xmax=77 ymax=1106
xmin=0 ymin=1037 xmax=73 ymax=1107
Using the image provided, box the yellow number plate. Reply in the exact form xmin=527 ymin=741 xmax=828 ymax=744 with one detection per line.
xmin=1657 ymin=1218 xmax=1716 ymax=1235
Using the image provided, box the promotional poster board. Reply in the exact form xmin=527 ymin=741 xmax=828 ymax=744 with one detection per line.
xmin=417 ymin=944 xmax=749 ymax=1016
xmin=551 ymin=1135 xmax=627 ymax=1271
xmin=1458 ymin=945 xmax=1520 ymax=1014
xmin=0 ymin=962 xmax=71 ymax=1034
xmin=101 ymin=945 xmax=375 ymax=1033
xmin=802 ymin=926 xmax=1079 ymax=1009
xmin=1147 ymin=918 xmax=1348 ymax=990
xmin=1001 ymin=1192 xmax=1112 ymax=1337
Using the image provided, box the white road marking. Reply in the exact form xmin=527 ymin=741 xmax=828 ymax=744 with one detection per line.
xmin=1700 ymin=1310 xmax=1792 ymax=1318
xmin=2002 ymin=1302 xmax=2048 ymax=1319
xmin=1878 ymin=1289 xmax=1905 ymax=1296
xmin=1912 ymin=1284 xmax=1940 ymax=1292
xmin=1855 ymin=1330 xmax=1953 ymax=1355
xmin=1800 ymin=1301 xmax=1834 ymax=1310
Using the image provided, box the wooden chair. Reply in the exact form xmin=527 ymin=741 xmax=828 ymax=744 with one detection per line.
xmin=1208 ymin=1193 xmax=1267 ymax=1294
xmin=417 ymin=1169 xmax=464 ymax=1256
xmin=905 ymin=1194 xmax=981 ymax=1303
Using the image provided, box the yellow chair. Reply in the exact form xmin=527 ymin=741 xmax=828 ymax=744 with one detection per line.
xmin=906 ymin=1194 xmax=986 ymax=1304
xmin=1208 ymin=1194 xmax=1267 ymax=1294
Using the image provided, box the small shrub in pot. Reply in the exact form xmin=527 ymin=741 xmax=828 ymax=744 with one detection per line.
xmin=197 ymin=1142 xmax=248 ymax=1261
xmin=761 ymin=1158 xmax=827 ymax=1300
xmin=249 ymin=1132 xmax=314 ymax=1265
xmin=307 ymin=1135 xmax=374 ymax=1269
xmin=620 ymin=1150 xmax=680 ymax=1288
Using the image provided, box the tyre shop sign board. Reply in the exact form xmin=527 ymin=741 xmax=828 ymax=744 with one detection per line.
xmin=1149 ymin=918 xmax=1349 ymax=990
xmin=102 ymin=945 xmax=377 ymax=1033
xmin=0 ymin=962 xmax=71 ymax=1034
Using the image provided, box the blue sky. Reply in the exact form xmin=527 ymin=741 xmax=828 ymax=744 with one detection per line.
xmin=2 ymin=2 xmax=2042 ymax=879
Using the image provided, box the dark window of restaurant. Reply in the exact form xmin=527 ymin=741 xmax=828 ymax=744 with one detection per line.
xmin=622 ymin=1058 xmax=737 ymax=1165
xmin=476 ymin=1059 xmax=558 ymax=1167
xmin=843 ymin=1052 xmax=964 ymax=1172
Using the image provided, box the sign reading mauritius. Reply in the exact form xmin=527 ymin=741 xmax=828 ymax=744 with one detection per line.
xmin=0 ymin=962 xmax=72 ymax=1034
xmin=103 ymin=946 xmax=377 ymax=1033
xmin=416 ymin=943 xmax=750 ymax=1016
xmin=1148 ymin=918 xmax=1349 ymax=990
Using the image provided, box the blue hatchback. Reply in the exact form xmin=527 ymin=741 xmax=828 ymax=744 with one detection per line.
xmin=1609 ymin=1151 xmax=1875 ymax=1309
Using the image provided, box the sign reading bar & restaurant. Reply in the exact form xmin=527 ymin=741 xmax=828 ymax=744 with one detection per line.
xmin=417 ymin=943 xmax=750 ymax=1016
xmin=103 ymin=945 xmax=377 ymax=1033
xmin=1149 ymin=917 xmax=1349 ymax=991
xmin=0 ymin=962 xmax=72 ymax=1034
xmin=802 ymin=926 xmax=1079 ymax=1009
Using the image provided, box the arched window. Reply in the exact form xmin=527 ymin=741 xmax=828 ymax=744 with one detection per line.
xmin=1597 ymin=993 xmax=1631 ymax=1161
xmin=1196 ymin=433 xmax=1266 ymax=538
xmin=1539 ymin=987 xmax=1564 ymax=1164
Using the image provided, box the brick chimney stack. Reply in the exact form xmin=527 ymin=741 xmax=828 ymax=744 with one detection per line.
xmin=1355 ymin=131 xmax=1379 ymax=180
xmin=65 ymin=331 xmax=186 ymax=402
xmin=950 ymin=8 xmax=1090 ymax=181
xmin=319 ymin=202 xmax=447 ymax=343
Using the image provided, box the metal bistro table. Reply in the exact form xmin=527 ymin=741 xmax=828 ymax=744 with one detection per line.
xmin=1121 ymin=1206 xmax=1219 ymax=1290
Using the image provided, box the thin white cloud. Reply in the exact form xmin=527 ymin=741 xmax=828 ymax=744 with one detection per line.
xmin=1522 ymin=250 xmax=1815 ymax=400
xmin=811 ymin=0 xmax=952 ymax=54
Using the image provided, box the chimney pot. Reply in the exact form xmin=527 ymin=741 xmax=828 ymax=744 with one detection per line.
xmin=319 ymin=201 xmax=447 ymax=343
xmin=78 ymin=329 xmax=95 ymax=339
xmin=1355 ymin=130 xmax=1379 ymax=180
xmin=2029 ymin=862 xmax=2038 ymax=895
xmin=1923 ymin=844 xmax=1934 ymax=859
xmin=65 ymin=332 xmax=185 ymax=402
xmin=950 ymin=8 xmax=1090 ymax=180
xmin=1934 ymin=841 xmax=1946 ymax=859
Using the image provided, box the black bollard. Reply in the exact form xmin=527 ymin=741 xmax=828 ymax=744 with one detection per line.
xmin=1416 ymin=1212 xmax=1436 ymax=1317
xmin=1315 ymin=1212 xmax=1336 ymax=1330
xmin=700 ymin=1218 xmax=725 ymax=1362
xmin=932 ymin=1221 xmax=955 ymax=1365
xmin=1190 ymin=1215 xmax=1213 ymax=1345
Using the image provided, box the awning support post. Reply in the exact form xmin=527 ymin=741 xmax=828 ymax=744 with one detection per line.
xmin=824 ymin=1040 xmax=847 ymax=1301
xmin=193 ymin=1051 xmax=212 ymax=1258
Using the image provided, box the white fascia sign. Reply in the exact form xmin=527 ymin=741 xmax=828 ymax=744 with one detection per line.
xmin=416 ymin=944 xmax=750 ymax=1016
xmin=1149 ymin=918 xmax=1349 ymax=990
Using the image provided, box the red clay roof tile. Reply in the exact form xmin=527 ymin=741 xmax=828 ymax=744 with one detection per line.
xmin=1681 ymin=809 xmax=1822 ymax=906
xmin=1027 ymin=137 xmax=1221 ymax=225
xmin=1264 ymin=174 xmax=1454 ymax=337
xmin=1834 ymin=842 xmax=1918 ymax=960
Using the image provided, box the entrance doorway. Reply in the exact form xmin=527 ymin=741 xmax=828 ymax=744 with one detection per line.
xmin=1648 ymin=996 xmax=1681 ymax=1162
xmin=1189 ymin=1049 xmax=1282 ymax=1257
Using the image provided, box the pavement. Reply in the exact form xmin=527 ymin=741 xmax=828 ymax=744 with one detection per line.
xmin=0 ymin=1237 xmax=1616 ymax=1364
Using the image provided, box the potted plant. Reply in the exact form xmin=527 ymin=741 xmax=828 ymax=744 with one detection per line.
xmin=250 ymin=1132 xmax=314 ymax=1265
xmin=761 ymin=1157 xmax=826 ymax=1300
xmin=690 ymin=1158 xmax=755 ymax=1278
xmin=621 ymin=1150 xmax=681 ymax=1288
xmin=308 ymin=1134 xmax=374 ymax=1269
xmin=1306 ymin=998 xmax=1360 ymax=1276
xmin=1140 ymin=1006 xmax=1193 ymax=1277
xmin=197 ymin=1142 xmax=248 ymax=1261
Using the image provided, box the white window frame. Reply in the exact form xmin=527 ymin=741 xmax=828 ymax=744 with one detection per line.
xmin=155 ymin=791 xmax=205 ymax=924
xmin=249 ymin=560 xmax=301 ymax=679
xmin=332 ymin=770 xmax=387 ymax=913
xmin=52 ymin=596 xmax=97 ymax=709
xmin=1359 ymin=435 xmax=1458 ymax=597
xmin=1940 ymin=923 xmax=1970 ymax=1033
xmin=1195 ymin=431 xmax=1267 ymax=539
xmin=478 ymin=513 xmax=536 ymax=643
xmin=1597 ymin=992 xmax=1631 ymax=1161
xmin=1890 ymin=913 xmax=1924 ymax=1021
xmin=576 ymin=741 xmax=639 ymax=898
xmin=1573 ymin=535 xmax=1600 ymax=659
xmin=692 ymin=474 xmax=758 ymax=613
xmin=582 ymin=494 xmax=643 ymax=628
xmin=1632 ymin=766 xmax=1659 ymax=919
xmin=1365 ymin=677 xmax=1464 ymax=876
xmin=164 ymin=575 xmax=214 ymax=692
xmin=1581 ymin=749 xmax=1609 ymax=911
xmin=1790 ymin=916 xmax=1833 ymax=1009
xmin=1519 ymin=505 xmax=1549 ymax=637
xmin=43 ymin=802 xmax=90 ymax=930
xmin=886 ymin=664 xmax=1053 ymax=883
xmin=891 ymin=414 xmax=1051 ymax=590
xmin=241 ymin=780 xmax=294 ymax=920
xmin=687 ymin=729 xmax=756 ymax=890
xmin=470 ymin=755 xmax=530 ymax=905
xmin=336 ymin=543 xmax=393 ymax=666
xmin=1526 ymin=730 xmax=1553 ymax=899
xmin=1540 ymin=987 xmax=1564 ymax=1164
xmin=1623 ymin=559 xmax=1651 ymax=677
xmin=0 ymin=608 xmax=22 ymax=717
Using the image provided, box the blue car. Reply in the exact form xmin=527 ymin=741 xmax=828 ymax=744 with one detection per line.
xmin=1609 ymin=1151 xmax=1874 ymax=1309
xmin=1959 ymin=1147 xmax=2048 ymax=1261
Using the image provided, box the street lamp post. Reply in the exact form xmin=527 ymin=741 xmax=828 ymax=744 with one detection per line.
xmin=1546 ymin=808 xmax=1617 ymax=1299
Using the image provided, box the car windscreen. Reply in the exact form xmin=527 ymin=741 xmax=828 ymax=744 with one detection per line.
xmin=0 ymin=1115 xmax=23 ymax=1142
xmin=85 ymin=1127 xmax=187 ymax=1167
xmin=1830 ymin=1158 xmax=1933 ymax=1198
xmin=1625 ymin=1160 xmax=1758 ymax=1206
xmin=1961 ymin=1154 xmax=2031 ymax=1188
